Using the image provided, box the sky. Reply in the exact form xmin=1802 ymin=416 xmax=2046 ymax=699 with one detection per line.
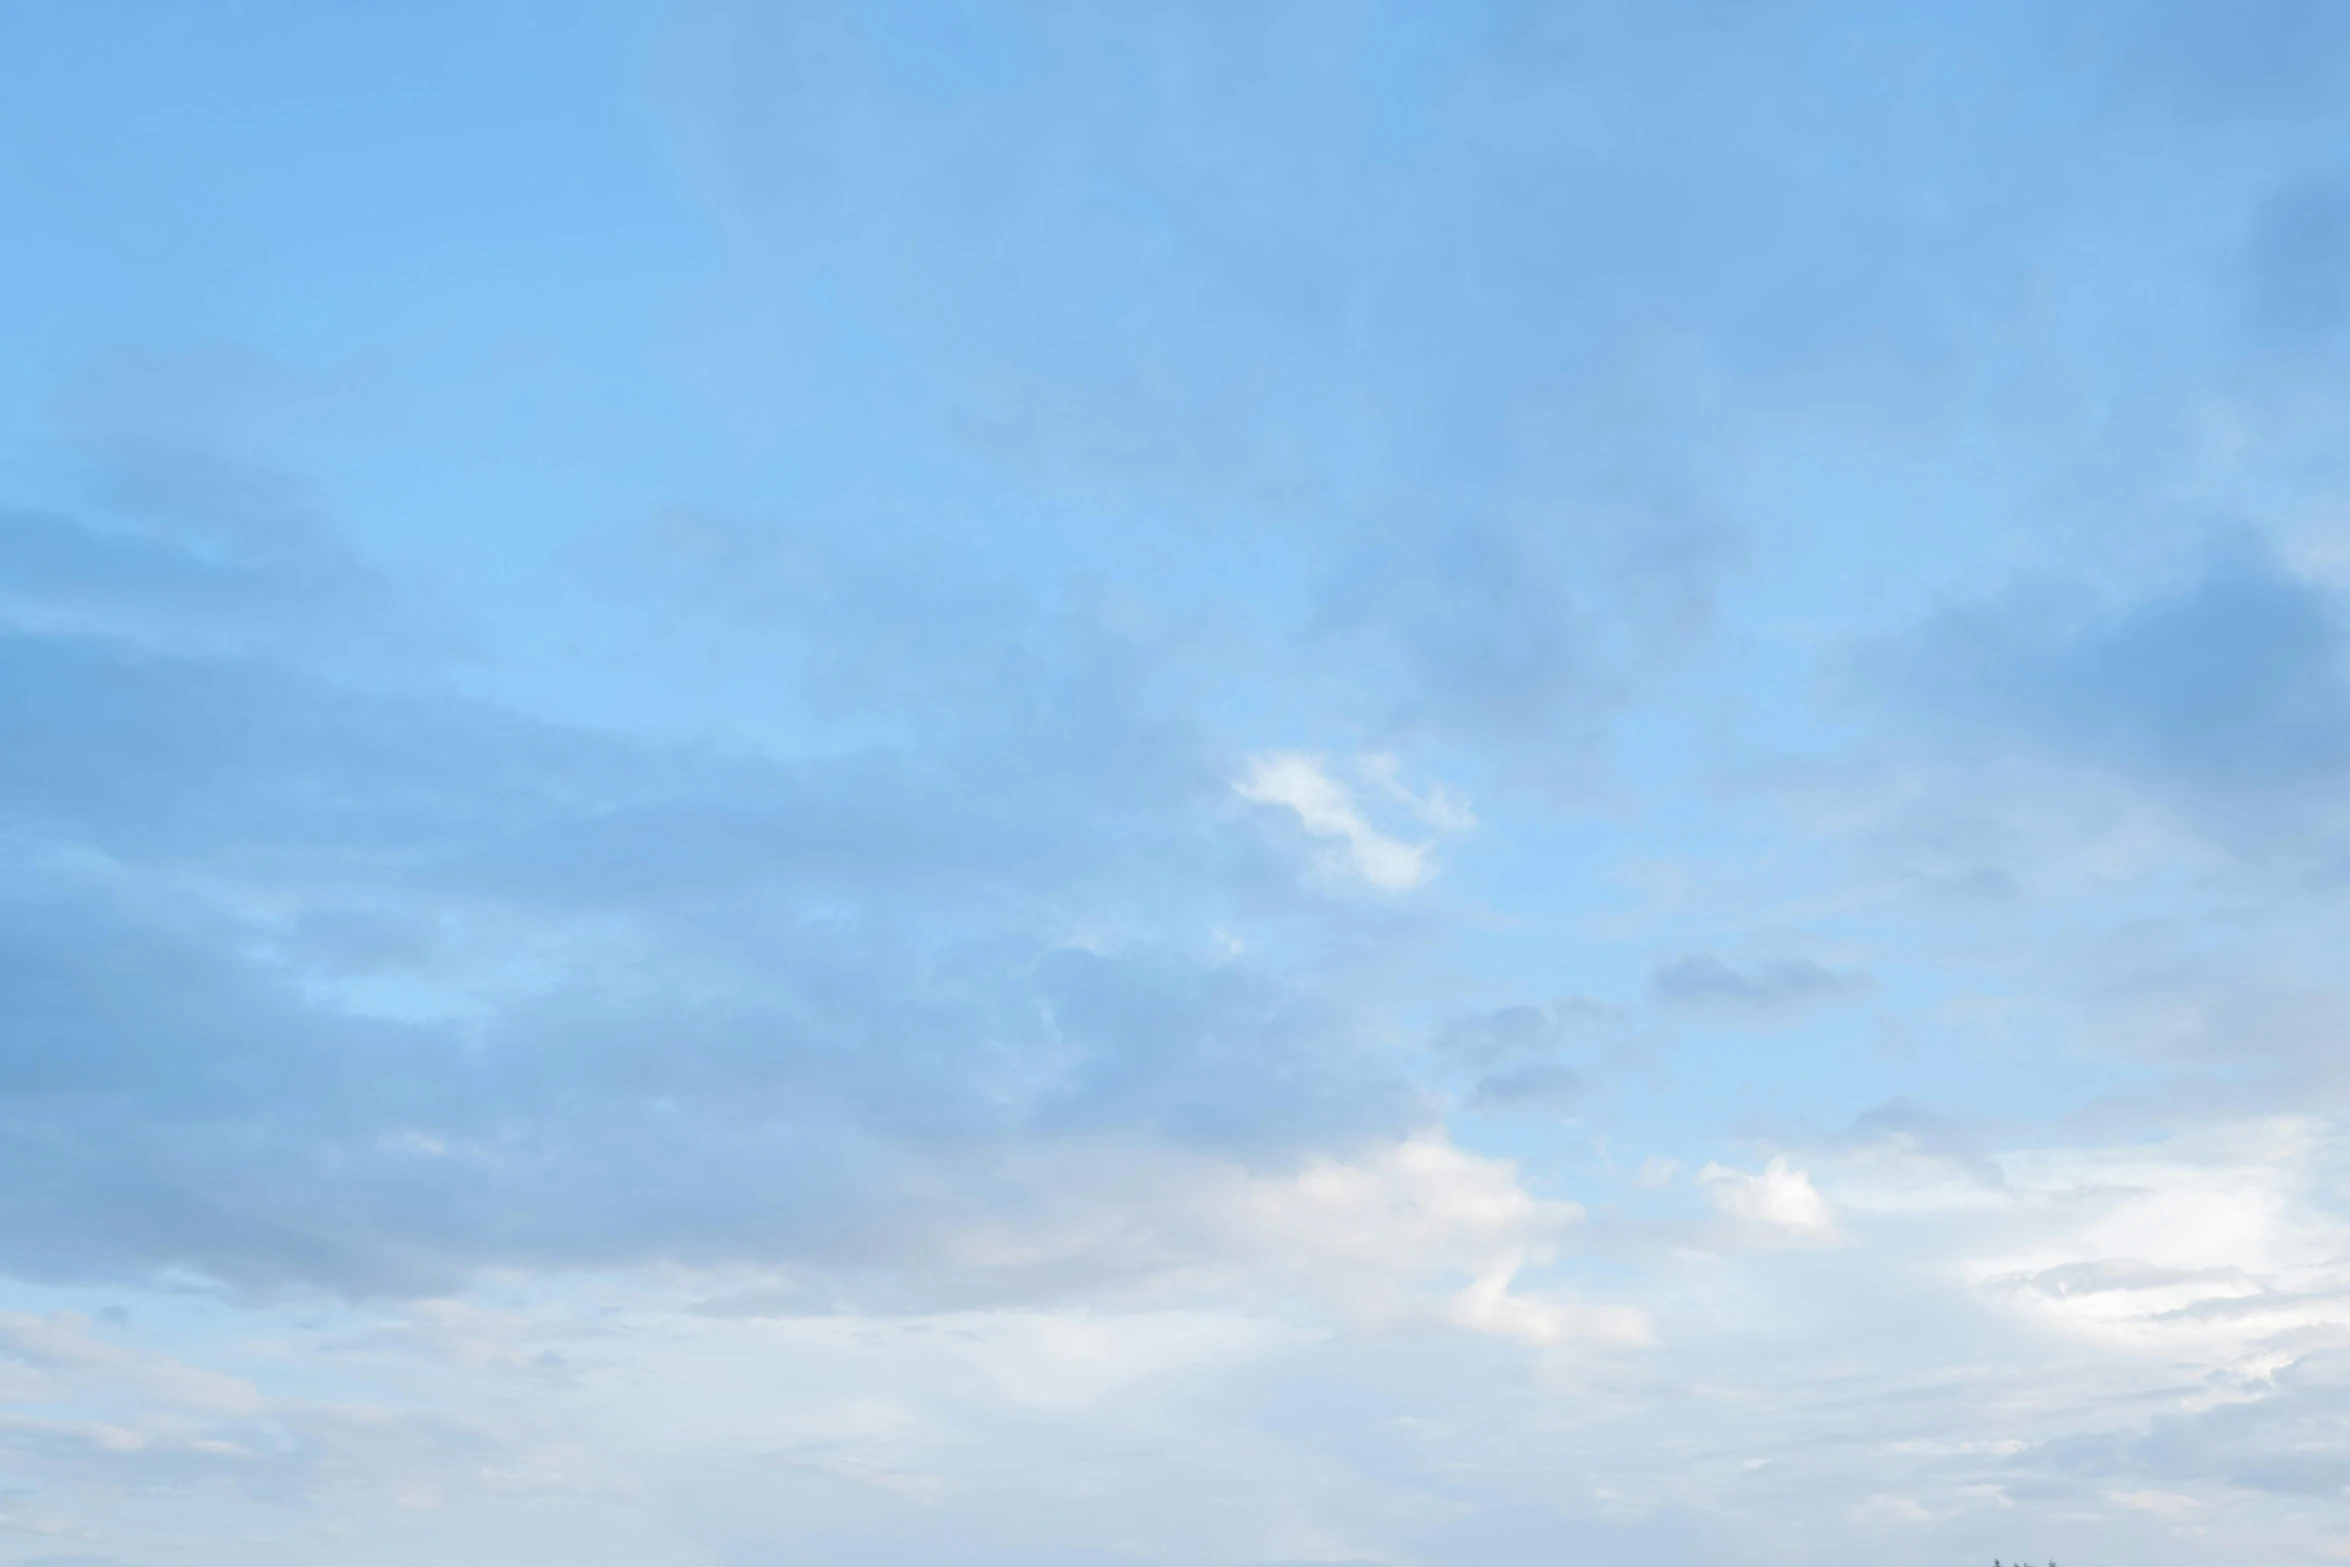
xmin=6 ymin=0 xmax=2350 ymax=1562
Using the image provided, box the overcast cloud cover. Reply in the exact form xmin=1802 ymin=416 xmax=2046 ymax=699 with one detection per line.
xmin=8 ymin=1 xmax=2350 ymax=1562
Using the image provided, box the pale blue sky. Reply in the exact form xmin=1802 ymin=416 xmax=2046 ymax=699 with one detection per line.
xmin=8 ymin=2 xmax=2350 ymax=1563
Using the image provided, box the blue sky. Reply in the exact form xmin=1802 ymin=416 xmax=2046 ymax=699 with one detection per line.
xmin=8 ymin=1 xmax=2350 ymax=1561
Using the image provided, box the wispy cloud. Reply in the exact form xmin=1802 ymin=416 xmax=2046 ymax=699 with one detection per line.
xmin=1234 ymin=751 xmax=1468 ymax=891
xmin=1651 ymin=954 xmax=1872 ymax=1018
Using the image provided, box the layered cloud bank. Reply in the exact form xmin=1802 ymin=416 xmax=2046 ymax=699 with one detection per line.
xmin=12 ymin=0 xmax=2350 ymax=1563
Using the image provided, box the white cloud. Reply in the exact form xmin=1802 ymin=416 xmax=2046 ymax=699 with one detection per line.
xmin=1810 ymin=1115 xmax=2350 ymax=1364
xmin=1211 ymin=1132 xmax=1575 ymax=1272
xmin=1445 ymin=1263 xmax=1654 ymax=1346
xmin=1700 ymin=1158 xmax=1841 ymax=1240
xmin=1199 ymin=1132 xmax=1648 ymax=1345
xmin=0 ymin=1311 xmax=263 ymax=1415
xmin=0 ymin=1307 xmax=568 ymax=1538
xmin=15 ymin=1117 xmax=2350 ymax=1564
xmin=1957 ymin=1119 xmax=2350 ymax=1360
xmin=1235 ymin=752 xmax=1466 ymax=890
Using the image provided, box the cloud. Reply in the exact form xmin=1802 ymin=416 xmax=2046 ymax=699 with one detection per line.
xmin=0 ymin=483 xmax=1430 ymax=1298
xmin=0 ymin=1313 xmax=262 ymax=1416
xmin=1444 ymin=1267 xmax=1651 ymax=1347
xmin=2244 ymin=166 xmax=2350 ymax=343
xmin=688 ymin=1128 xmax=1650 ymax=1348
xmin=1210 ymin=1134 xmax=1574 ymax=1276
xmin=1651 ymin=954 xmax=1870 ymax=1018
xmin=669 ymin=0 xmax=1867 ymax=789
xmin=1873 ymin=539 xmax=2350 ymax=849
xmin=1204 ymin=1132 xmax=1644 ymax=1345
xmin=1430 ymin=998 xmax=1623 ymax=1111
xmin=26 ymin=2 xmax=2350 ymax=1558
xmin=1235 ymin=752 xmax=1456 ymax=891
xmin=1963 ymin=1118 xmax=2350 ymax=1355
xmin=1469 ymin=1061 xmax=1586 ymax=1111
xmin=1316 ymin=502 xmax=1735 ymax=788
xmin=0 ymin=1310 xmax=548 ymax=1511
xmin=1843 ymin=1100 xmax=2006 ymax=1187
xmin=1435 ymin=999 xmax=1617 ymax=1065
xmin=1700 ymin=1158 xmax=1840 ymax=1240
xmin=0 ymin=435 xmax=438 ymax=671
xmin=43 ymin=1116 xmax=2345 ymax=1564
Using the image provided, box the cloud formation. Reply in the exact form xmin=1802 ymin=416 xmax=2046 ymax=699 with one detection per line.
xmin=16 ymin=0 xmax=2350 ymax=1561
xmin=0 ymin=478 xmax=1435 ymax=1298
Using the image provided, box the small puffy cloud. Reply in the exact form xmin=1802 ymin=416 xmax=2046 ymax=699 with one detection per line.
xmin=1235 ymin=751 xmax=1467 ymax=891
xmin=1700 ymin=1158 xmax=1841 ymax=1240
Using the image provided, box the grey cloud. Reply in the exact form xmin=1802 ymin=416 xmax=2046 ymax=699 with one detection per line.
xmin=1650 ymin=954 xmax=1870 ymax=1017
xmin=1843 ymin=1099 xmax=2005 ymax=1185
xmin=1436 ymin=999 xmax=1614 ymax=1109
xmin=0 ymin=485 xmax=1421 ymax=1298
xmin=2032 ymin=1346 xmax=2350 ymax=1499
xmin=0 ymin=441 xmax=433 ymax=666
xmin=1877 ymin=540 xmax=2350 ymax=848
xmin=676 ymin=0 xmax=2102 ymax=785
xmin=1316 ymin=503 xmax=1734 ymax=783
xmin=2002 ymin=1258 xmax=2240 ymax=1299
xmin=0 ymin=831 xmax=1410 ymax=1298
xmin=1435 ymin=999 xmax=1616 ymax=1067
xmin=1318 ymin=518 xmax=1600 ymax=762
xmin=1469 ymin=1061 xmax=1584 ymax=1111
xmin=2245 ymin=167 xmax=2350 ymax=343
